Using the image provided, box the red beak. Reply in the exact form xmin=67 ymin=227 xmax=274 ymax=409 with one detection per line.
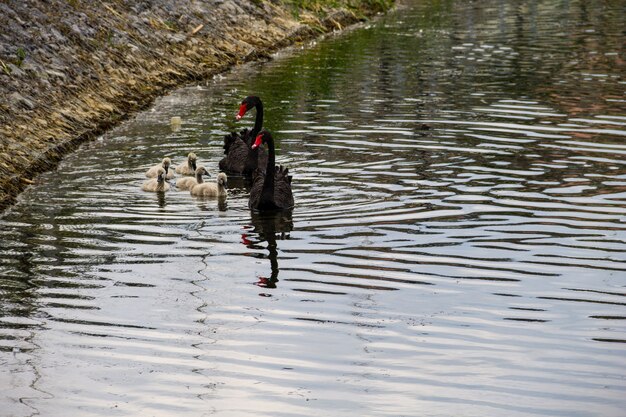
xmin=252 ymin=134 xmax=263 ymax=149
xmin=236 ymin=103 xmax=248 ymax=120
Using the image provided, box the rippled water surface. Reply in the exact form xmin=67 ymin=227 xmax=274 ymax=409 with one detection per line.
xmin=2 ymin=1 xmax=626 ymax=416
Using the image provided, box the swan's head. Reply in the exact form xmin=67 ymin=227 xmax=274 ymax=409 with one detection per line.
xmin=252 ymin=130 xmax=272 ymax=149
xmin=156 ymin=167 xmax=166 ymax=183
xmin=188 ymin=152 xmax=197 ymax=171
xmin=236 ymin=96 xmax=260 ymax=120
xmin=195 ymin=166 xmax=209 ymax=177
xmin=217 ymin=172 xmax=228 ymax=187
xmin=162 ymin=157 xmax=171 ymax=173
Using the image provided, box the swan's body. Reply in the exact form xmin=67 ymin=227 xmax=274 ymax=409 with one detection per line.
xmin=191 ymin=172 xmax=228 ymax=198
xmin=142 ymin=168 xmax=170 ymax=192
xmin=219 ymin=96 xmax=267 ymax=176
xmin=175 ymin=152 xmax=197 ymax=176
xmin=146 ymin=157 xmax=174 ymax=179
xmin=177 ymin=166 xmax=209 ymax=190
xmin=248 ymin=131 xmax=293 ymax=211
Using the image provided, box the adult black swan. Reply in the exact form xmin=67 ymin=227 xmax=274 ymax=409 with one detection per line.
xmin=219 ymin=96 xmax=267 ymax=176
xmin=248 ymin=130 xmax=293 ymax=211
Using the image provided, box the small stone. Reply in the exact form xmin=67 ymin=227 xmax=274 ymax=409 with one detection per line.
xmin=167 ymin=33 xmax=186 ymax=44
xmin=71 ymin=24 xmax=83 ymax=36
xmin=9 ymin=92 xmax=35 ymax=110
xmin=49 ymin=28 xmax=66 ymax=42
xmin=45 ymin=69 xmax=66 ymax=80
xmin=7 ymin=63 xmax=25 ymax=77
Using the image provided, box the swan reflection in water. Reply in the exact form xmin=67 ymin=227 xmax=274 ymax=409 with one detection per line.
xmin=192 ymin=194 xmax=228 ymax=212
xmin=242 ymin=210 xmax=293 ymax=291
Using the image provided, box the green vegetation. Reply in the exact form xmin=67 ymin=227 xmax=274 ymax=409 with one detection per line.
xmin=0 ymin=59 xmax=11 ymax=75
xmin=281 ymin=0 xmax=394 ymax=17
xmin=15 ymin=48 xmax=26 ymax=68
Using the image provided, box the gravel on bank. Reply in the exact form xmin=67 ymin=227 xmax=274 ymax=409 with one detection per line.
xmin=0 ymin=0 xmax=390 ymax=212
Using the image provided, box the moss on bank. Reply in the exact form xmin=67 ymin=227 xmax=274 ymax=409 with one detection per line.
xmin=0 ymin=0 xmax=393 ymax=213
xmin=282 ymin=0 xmax=393 ymax=15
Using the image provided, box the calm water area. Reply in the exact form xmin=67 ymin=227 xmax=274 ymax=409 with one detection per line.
xmin=1 ymin=0 xmax=625 ymax=415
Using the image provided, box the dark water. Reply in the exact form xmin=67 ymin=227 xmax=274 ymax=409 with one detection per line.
xmin=2 ymin=1 xmax=626 ymax=415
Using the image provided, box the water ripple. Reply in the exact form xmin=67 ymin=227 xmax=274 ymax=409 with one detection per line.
xmin=1 ymin=0 xmax=626 ymax=416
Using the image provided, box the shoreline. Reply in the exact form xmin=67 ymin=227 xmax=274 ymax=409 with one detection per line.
xmin=0 ymin=1 xmax=392 ymax=213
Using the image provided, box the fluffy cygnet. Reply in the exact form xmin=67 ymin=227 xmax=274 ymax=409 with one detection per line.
xmin=177 ymin=166 xmax=209 ymax=190
xmin=190 ymin=172 xmax=227 ymax=198
xmin=175 ymin=152 xmax=197 ymax=176
xmin=146 ymin=157 xmax=174 ymax=179
xmin=142 ymin=167 xmax=170 ymax=192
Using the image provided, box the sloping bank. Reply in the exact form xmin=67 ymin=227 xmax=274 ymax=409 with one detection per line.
xmin=0 ymin=0 xmax=392 ymax=212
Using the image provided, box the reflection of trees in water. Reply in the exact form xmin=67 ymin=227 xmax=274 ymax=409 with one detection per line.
xmin=453 ymin=0 xmax=624 ymax=116
xmin=242 ymin=210 xmax=293 ymax=290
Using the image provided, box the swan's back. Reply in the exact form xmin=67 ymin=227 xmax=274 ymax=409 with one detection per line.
xmin=223 ymin=128 xmax=250 ymax=154
xmin=219 ymin=128 xmax=266 ymax=175
xmin=219 ymin=138 xmax=248 ymax=173
xmin=175 ymin=176 xmax=197 ymax=190
xmin=273 ymin=165 xmax=294 ymax=208
xmin=142 ymin=180 xmax=170 ymax=192
xmin=248 ymin=166 xmax=293 ymax=211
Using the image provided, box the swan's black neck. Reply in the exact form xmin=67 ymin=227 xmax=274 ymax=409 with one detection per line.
xmin=266 ymin=136 xmax=275 ymax=177
xmin=261 ymin=135 xmax=276 ymax=206
xmin=250 ymin=100 xmax=263 ymax=138
xmin=244 ymin=103 xmax=264 ymax=173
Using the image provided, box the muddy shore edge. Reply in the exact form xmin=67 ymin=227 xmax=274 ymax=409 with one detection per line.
xmin=0 ymin=0 xmax=392 ymax=213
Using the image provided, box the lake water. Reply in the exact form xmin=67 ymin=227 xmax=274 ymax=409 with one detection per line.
xmin=1 ymin=0 xmax=625 ymax=416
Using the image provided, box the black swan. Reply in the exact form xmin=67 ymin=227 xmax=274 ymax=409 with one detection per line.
xmin=219 ymin=96 xmax=268 ymax=176
xmin=248 ymin=130 xmax=293 ymax=211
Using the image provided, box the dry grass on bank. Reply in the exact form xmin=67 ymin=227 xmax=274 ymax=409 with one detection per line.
xmin=0 ymin=0 xmax=393 ymax=212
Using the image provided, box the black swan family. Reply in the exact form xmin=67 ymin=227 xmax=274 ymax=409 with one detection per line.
xmin=142 ymin=95 xmax=294 ymax=212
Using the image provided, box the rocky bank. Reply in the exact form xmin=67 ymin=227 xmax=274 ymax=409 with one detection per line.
xmin=0 ymin=0 xmax=390 ymax=212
